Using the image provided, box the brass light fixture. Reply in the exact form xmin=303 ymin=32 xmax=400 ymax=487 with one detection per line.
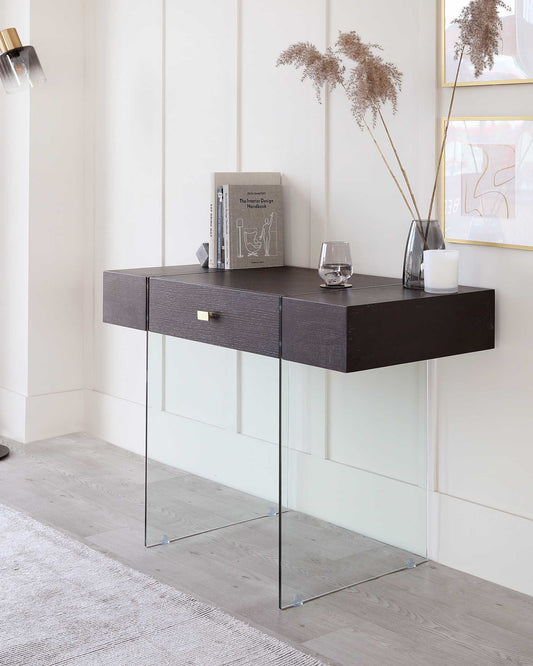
xmin=0 ymin=28 xmax=46 ymax=460
xmin=0 ymin=27 xmax=45 ymax=94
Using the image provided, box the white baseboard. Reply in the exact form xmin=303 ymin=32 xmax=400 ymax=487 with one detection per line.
xmin=26 ymin=390 xmax=84 ymax=442
xmin=429 ymin=490 xmax=533 ymax=597
xmin=0 ymin=387 xmax=84 ymax=442
xmin=0 ymin=387 xmax=27 ymax=441
xmin=84 ymin=389 xmax=145 ymax=455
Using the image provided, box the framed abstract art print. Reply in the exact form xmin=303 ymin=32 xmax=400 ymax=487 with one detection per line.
xmin=443 ymin=117 xmax=533 ymax=250
xmin=443 ymin=0 xmax=533 ymax=86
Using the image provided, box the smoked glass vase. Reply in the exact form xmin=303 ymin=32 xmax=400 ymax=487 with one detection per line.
xmin=403 ymin=220 xmax=445 ymax=290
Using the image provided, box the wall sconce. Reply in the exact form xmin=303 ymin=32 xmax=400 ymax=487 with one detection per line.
xmin=0 ymin=27 xmax=45 ymax=94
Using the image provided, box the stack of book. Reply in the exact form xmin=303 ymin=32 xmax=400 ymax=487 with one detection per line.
xmin=209 ymin=172 xmax=283 ymax=270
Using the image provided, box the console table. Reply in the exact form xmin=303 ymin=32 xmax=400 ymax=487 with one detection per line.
xmin=103 ymin=265 xmax=495 ymax=608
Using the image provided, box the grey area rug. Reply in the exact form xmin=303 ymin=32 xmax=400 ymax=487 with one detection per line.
xmin=0 ymin=504 xmax=326 ymax=666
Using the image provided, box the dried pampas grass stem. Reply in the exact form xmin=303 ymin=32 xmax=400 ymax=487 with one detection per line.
xmin=277 ymin=1 xmax=508 ymax=231
xmin=426 ymin=47 xmax=465 ymax=229
xmin=363 ymin=118 xmax=416 ymax=222
xmin=378 ymin=110 xmax=421 ymax=222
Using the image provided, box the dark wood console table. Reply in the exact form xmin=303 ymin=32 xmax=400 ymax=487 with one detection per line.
xmin=103 ymin=264 xmax=495 ymax=608
xmin=104 ymin=265 xmax=494 ymax=371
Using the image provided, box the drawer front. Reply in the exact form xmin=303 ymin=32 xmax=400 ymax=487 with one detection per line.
xmin=149 ymin=279 xmax=281 ymax=357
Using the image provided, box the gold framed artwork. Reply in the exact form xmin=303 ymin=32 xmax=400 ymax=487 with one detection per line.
xmin=442 ymin=117 xmax=533 ymax=250
xmin=442 ymin=0 xmax=533 ymax=86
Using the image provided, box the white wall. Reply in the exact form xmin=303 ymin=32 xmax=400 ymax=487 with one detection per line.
xmin=3 ymin=0 xmax=526 ymax=597
xmin=0 ymin=0 xmax=30 ymax=440
xmin=0 ymin=0 xmax=85 ymax=441
xmin=431 ymin=9 xmax=533 ymax=594
xmin=85 ymin=0 xmax=163 ymax=453
xmin=27 ymin=0 xmax=85 ymax=440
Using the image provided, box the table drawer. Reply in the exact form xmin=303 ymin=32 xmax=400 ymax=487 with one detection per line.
xmin=148 ymin=279 xmax=281 ymax=357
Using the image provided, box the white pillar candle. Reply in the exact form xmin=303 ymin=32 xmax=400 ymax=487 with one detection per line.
xmin=423 ymin=250 xmax=459 ymax=294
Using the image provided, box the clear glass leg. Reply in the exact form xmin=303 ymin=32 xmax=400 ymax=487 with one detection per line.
xmin=279 ymin=360 xmax=428 ymax=609
xmin=145 ymin=332 xmax=280 ymax=547
xmin=144 ymin=329 xmax=427 ymax=609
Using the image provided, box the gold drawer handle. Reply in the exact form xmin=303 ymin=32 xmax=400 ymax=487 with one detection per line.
xmin=197 ymin=310 xmax=219 ymax=321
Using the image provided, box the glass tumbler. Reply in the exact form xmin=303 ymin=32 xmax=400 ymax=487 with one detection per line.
xmin=318 ymin=242 xmax=353 ymax=288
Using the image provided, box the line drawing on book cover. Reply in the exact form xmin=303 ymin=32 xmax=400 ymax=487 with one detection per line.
xmin=237 ymin=212 xmax=279 ymax=258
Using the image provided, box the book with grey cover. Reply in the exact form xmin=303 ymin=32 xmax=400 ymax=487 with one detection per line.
xmin=208 ymin=172 xmax=281 ymax=268
xmin=223 ymin=184 xmax=283 ymax=269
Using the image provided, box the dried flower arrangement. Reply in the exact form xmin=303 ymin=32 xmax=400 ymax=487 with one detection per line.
xmin=277 ymin=0 xmax=509 ymax=245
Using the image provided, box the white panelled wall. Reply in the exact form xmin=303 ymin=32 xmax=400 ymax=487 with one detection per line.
xmin=0 ymin=0 xmax=532 ymax=598
xmin=0 ymin=0 xmax=85 ymax=441
xmin=86 ymin=0 xmax=163 ymax=452
xmin=435 ymin=54 xmax=533 ymax=595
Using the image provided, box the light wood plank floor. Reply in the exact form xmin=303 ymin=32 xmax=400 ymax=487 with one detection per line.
xmin=1 ymin=433 xmax=533 ymax=666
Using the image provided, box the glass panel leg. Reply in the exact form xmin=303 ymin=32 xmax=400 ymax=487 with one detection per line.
xmin=279 ymin=360 xmax=428 ymax=609
xmin=145 ymin=332 xmax=280 ymax=548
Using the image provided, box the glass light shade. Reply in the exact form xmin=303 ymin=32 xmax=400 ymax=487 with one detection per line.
xmin=0 ymin=45 xmax=46 ymax=94
xmin=0 ymin=29 xmax=45 ymax=94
